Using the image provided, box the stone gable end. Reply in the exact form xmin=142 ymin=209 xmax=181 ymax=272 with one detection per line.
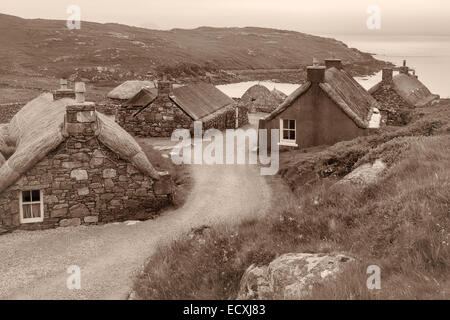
xmin=117 ymin=95 xmax=192 ymax=137
xmin=117 ymin=95 xmax=249 ymax=138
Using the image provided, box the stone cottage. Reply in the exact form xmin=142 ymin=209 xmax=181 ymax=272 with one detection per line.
xmin=0 ymin=82 xmax=173 ymax=232
xmin=258 ymin=59 xmax=381 ymax=151
xmin=238 ymin=84 xmax=286 ymax=113
xmin=117 ymin=80 xmax=248 ymax=137
xmin=369 ymin=60 xmax=440 ymax=125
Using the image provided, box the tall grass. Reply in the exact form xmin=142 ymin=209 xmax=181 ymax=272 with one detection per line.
xmin=133 ymin=102 xmax=450 ymax=300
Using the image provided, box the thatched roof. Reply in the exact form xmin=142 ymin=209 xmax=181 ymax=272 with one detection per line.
xmin=0 ymin=93 xmax=161 ymax=193
xmin=369 ymin=74 xmax=439 ymax=108
xmin=321 ymin=67 xmax=380 ymax=128
xmin=265 ymin=67 xmax=380 ymax=129
xmin=271 ymin=88 xmax=287 ymax=101
xmin=170 ymin=82 xmax=236 ymax=120
xmin=107 ymin=80 xmax=156 ymax=100
xmin=239 ymin=84 xmax=284 ymax=111
xmin=123 ymin=88 xmax=158 ymax=107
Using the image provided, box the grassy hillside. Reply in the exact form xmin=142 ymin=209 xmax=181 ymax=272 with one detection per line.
xmin=133 ymin=100 xmax=450 ymax=300
xmin=0 ymin=13 xmax=387 ymax=83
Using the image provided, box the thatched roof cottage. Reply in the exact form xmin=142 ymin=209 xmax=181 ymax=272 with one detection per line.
xmin=107 ymin=80 xmax=157 ymax=101
xmin=271 ymin=87 xmax=288 ymax=101
xmin=117 ymin=80 xmax=248 ymax=137
xmin=0 ymin=83 xmax=173 ymax=232
xmin=369 ymin=60 xmax=440 ymax=125
xmin=238 ymin=84 xmax=286 ymax=113
xmin=259 ymin=59 xmax=381 ymax=151
xmin=96 ymin=80 xmax=158 ymax=120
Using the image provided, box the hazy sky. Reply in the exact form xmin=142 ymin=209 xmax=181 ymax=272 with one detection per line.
xmin=0 ymin=0 xmax=449 ymax=35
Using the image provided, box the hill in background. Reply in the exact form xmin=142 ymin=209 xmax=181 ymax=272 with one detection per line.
xmin=0 ymin=13 xmax=388 ymax=82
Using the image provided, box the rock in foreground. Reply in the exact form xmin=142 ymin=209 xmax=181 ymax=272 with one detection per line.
xmin=237 ymin=253 xmax=354 ymax=300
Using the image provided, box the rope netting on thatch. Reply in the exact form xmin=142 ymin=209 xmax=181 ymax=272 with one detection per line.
xmin=0 ymin=93 xmax=160 ymax=193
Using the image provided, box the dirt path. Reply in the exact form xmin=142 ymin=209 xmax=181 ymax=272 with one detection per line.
xmin=0 ymin=117 xmax=272 ymax=300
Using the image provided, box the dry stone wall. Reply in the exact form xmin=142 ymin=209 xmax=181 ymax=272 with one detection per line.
xmin=372 ymin=87 xmax=413 ymax=126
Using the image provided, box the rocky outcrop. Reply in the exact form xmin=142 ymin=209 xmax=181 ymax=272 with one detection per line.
xmin=237 ymin=253 xmax=354 ymax=300
xmin=338 ymin=159 xmax=386 ymax=185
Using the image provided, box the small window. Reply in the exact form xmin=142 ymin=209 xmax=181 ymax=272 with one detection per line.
xmin=20 ymin=190 xmax=44 ymax=224
xmin=280 ymin=119 xmax=296 ymax=145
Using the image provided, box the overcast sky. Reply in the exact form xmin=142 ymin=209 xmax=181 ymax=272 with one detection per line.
xmin=0 ymin=0 xmax=449 ymax=35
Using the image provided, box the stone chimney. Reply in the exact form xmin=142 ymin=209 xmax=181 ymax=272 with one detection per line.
xmin=399 ymin=60 xmax=409 ymax=75
xmin=157 ymin=76 xmax=173 ymax=98
xmin=382 ymin=68 xmax=393 ymax=84
xmin=63 ymin=83 xmax=98 ymax=138
xmin=307 ymin=65 xmax=326 ymax=84
xmin=60 ymin=78 xmax=68 ymax=90
xmin=53 ymin=78 xmax=76 ymax=100
xmin=325 ymin=58 xmax=342 ymax=70
xmin=74 ymin=82 xmax=86 ymax=103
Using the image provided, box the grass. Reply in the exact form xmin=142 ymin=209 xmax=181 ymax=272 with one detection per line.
xmin=133 ymin=101 xmax=450 ymax=300
xmin=139 ymin=140 xmax=192 ymax=208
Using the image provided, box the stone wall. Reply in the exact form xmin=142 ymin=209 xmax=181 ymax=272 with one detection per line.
xmin=0 ymin=136 xmax=173 ymax=232
xmin=201 ymin=104 xmax=249 ymax=131
xmin=117 ymin=93 xmax=193 ymax=137
xmin=237 ymin=105 xmax=249 ymax=127
xmin=371 ymin=86 xmax=413 ymax=126
xmin=96 ymin=102 xmax=119 ymax=120
xmin=117 ymin=97 xmax=249 ymax=137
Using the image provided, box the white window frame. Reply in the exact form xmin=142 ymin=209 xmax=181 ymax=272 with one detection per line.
xmin=19 ymin=189 xmax=44 ymax=224
xmin=279 ymin=118 xmax=298 ymax=147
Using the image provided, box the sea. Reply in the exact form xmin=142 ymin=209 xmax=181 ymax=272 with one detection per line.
xmin=217 ymin=35 xmax=450 ymax=99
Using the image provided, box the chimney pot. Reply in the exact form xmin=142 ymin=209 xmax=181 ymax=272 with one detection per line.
xmin=157 ymin=77 xmax=173 ymax=97
xmin=60 ymin=78 xmax=68 ymax=90
xmin=74 ymin=82 xmax=86 ymax=103
xmin=65 ymin=102 xmax=97 ymax=137
xmin=325 ymin=59 xmax=342 ymax=70
xmin=307 ymin=66 xmax=326 ymax=83
xmin=53 ymin=79 xmax=75 ymax=100
xmin=382 ymin=68 xmax=393 ymax=84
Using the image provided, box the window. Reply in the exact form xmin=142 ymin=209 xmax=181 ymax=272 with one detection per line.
xmin=19 ymin=190 xmax=44 ymax=224
xmin=279 ymin=119 xmax=297 ymax=146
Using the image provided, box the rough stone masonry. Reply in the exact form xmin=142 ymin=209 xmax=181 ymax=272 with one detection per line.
xmin=0 ymin=91 xmax=173 ymax=231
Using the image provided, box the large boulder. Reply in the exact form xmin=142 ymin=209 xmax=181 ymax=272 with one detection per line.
xmin=237 ymin=253 xmax=353 ymax=300
xmin=338 ymin=159 xmax=386 ymax=185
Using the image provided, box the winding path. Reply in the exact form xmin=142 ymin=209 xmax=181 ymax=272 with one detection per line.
xmin=0 ymin=117 xmax=272 ymax=300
